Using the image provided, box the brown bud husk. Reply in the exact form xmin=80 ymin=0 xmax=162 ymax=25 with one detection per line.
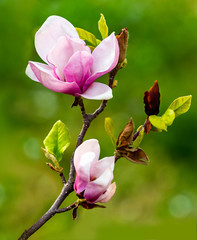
xmin=116 ymin=118 xmax=134 ymax=148
xmin=72 ymin=207 xmax=78 ymax=220
xmin=117 ymin=147 xmax=149 ymax=165
xmin=81 ymin=202 xmax=106 ymax=210
xmin=143 ymin=80 xmax=160 ymax=116
xmin=144 ymin=117 xmax=152 ymax=135
xmin=116 ymin=28 xmax=129 ymax=64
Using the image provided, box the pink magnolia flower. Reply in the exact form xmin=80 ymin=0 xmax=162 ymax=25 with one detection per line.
xmin=26 ymin=15 xmax=119 ymax=100
xmin=74 ymin=139 xmax=116 ymax=203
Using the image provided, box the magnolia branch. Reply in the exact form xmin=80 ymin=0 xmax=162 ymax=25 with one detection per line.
xmin=18 ymin=71 xmax=118 ymax=240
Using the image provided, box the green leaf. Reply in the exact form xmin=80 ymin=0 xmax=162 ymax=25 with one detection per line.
xmin=161 ymin=109 xmax=175 ymax=126
xmin=149 ymin=115 xmax=167 ymax=131
xmin=75 ymin=28 xmax=97 ymax=46
xmin=87 ymin=39 xmax=101 ymax=52
xmin=132 ymin=126 xmax=144 ymax=149
xmin=98 ymin=13 xmax=108 ymax=39
xmin=96 ymin=39 xmax=101 ymax=45
xmin=105 ymin=117 xmax=116 ymax=146
xmin=42 ymin=147 xmax=60 ymax=169
xmin=87 ymin=45 xmax=95 ymax=52
xmin=43 ymin=120 xmax=70 ymax=162
xmin=168 ymin=95 xmax=192 ymax=117
xmin=151 ymin=126 xmax=162 ymax=132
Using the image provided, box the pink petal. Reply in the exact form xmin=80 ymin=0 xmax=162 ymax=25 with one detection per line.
xmin=80 ymin=82 xmax=113 ymax=100
xmin=69 ymin=37 xmax=91 ymax=54
xmin=83 ymin=32 xmax=119 ymax=90
xmin=74 ymin=139 xmax=100 ymax=172
xmin=47 ymin=36 xmax=74 ymax=80
xmin=84 ymin=168 xmax=114 ymax=203
xmin=90 ymin=156 xmax=115 ymax=180
xmin=29 ymin=61 xmax=80 ymax=95
xmin=74 ymin=152 xmax=96 ymax=194
xmin=96 ymin=182 xmax=116 ymax=203
xmin=64 ymin=51 xmax=93 ymax=89
xmin=25 ymin=63 xmax=39 ymax=82
xmin=35 ymin=15 xmax=79 ymax=62
xmin=47 ymin=36 xmax=91 ymax=81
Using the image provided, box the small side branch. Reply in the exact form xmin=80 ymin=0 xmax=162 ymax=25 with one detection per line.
xmin=91 ymin=100 xmax=107 ymax=120
xmin=55 ymin=203 xmax=76 ymax=213
xmin=78 ymin=97 xmax=87 ymax=119
xmin=59 ymin=172 xmax=67 ymax=185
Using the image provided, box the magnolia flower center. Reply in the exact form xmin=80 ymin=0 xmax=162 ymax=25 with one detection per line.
xmin=90 ymin=176 xmax=97 ymax=182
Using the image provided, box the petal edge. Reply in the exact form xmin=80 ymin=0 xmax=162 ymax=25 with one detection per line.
xmin=80 ymin=82 xmax=113 ymax=100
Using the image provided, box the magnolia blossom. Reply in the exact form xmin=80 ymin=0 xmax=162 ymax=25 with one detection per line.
xmin=74 ymin=139 xmax=116 ymax=203
xmin=26 ymin=15 xmax=119 ymax=100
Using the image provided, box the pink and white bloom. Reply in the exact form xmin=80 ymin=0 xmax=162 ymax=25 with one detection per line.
xmin=74 ymin=139 xmax=116 ymax=203
xmin=26 ymin=15 xmax=119 ymax=100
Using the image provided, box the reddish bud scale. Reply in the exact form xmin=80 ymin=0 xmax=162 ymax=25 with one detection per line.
xmin=116 ymin=118 xmax=134 ymax=148
xmin=116 ymin=28 xmax=129 ymax=64
xmin=143 ymin=80 xmax=160 ymax=116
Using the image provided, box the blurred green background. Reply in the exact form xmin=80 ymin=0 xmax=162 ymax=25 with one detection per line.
xmin=0 ymin=0 xmax=197 ymax=239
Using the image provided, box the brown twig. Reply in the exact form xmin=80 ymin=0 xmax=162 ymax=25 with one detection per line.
xmin=59 ymin=172 xmax=67 ymax=185
xmin=55 ymin=203 xmax=76 ymax=213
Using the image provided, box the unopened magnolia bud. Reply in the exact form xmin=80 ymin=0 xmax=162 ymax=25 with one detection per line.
xmin=116 ymin=28 xmax=129 ymax=64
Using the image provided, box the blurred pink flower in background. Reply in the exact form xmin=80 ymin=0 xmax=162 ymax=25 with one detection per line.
xmin=74 ymin=139 xmax=116 ymax=203
xmin=26 ymin=15 xmax=119 ymax=100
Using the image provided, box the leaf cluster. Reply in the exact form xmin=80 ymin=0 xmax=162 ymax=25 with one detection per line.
xmin=75 ymin=14 xmax=108 ymax=52
xmin=144 ymin=82 xmax=192 ymax=132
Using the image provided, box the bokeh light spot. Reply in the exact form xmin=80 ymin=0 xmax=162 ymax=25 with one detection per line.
xmin=169 ymin=194 xmax=193 ymax=218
